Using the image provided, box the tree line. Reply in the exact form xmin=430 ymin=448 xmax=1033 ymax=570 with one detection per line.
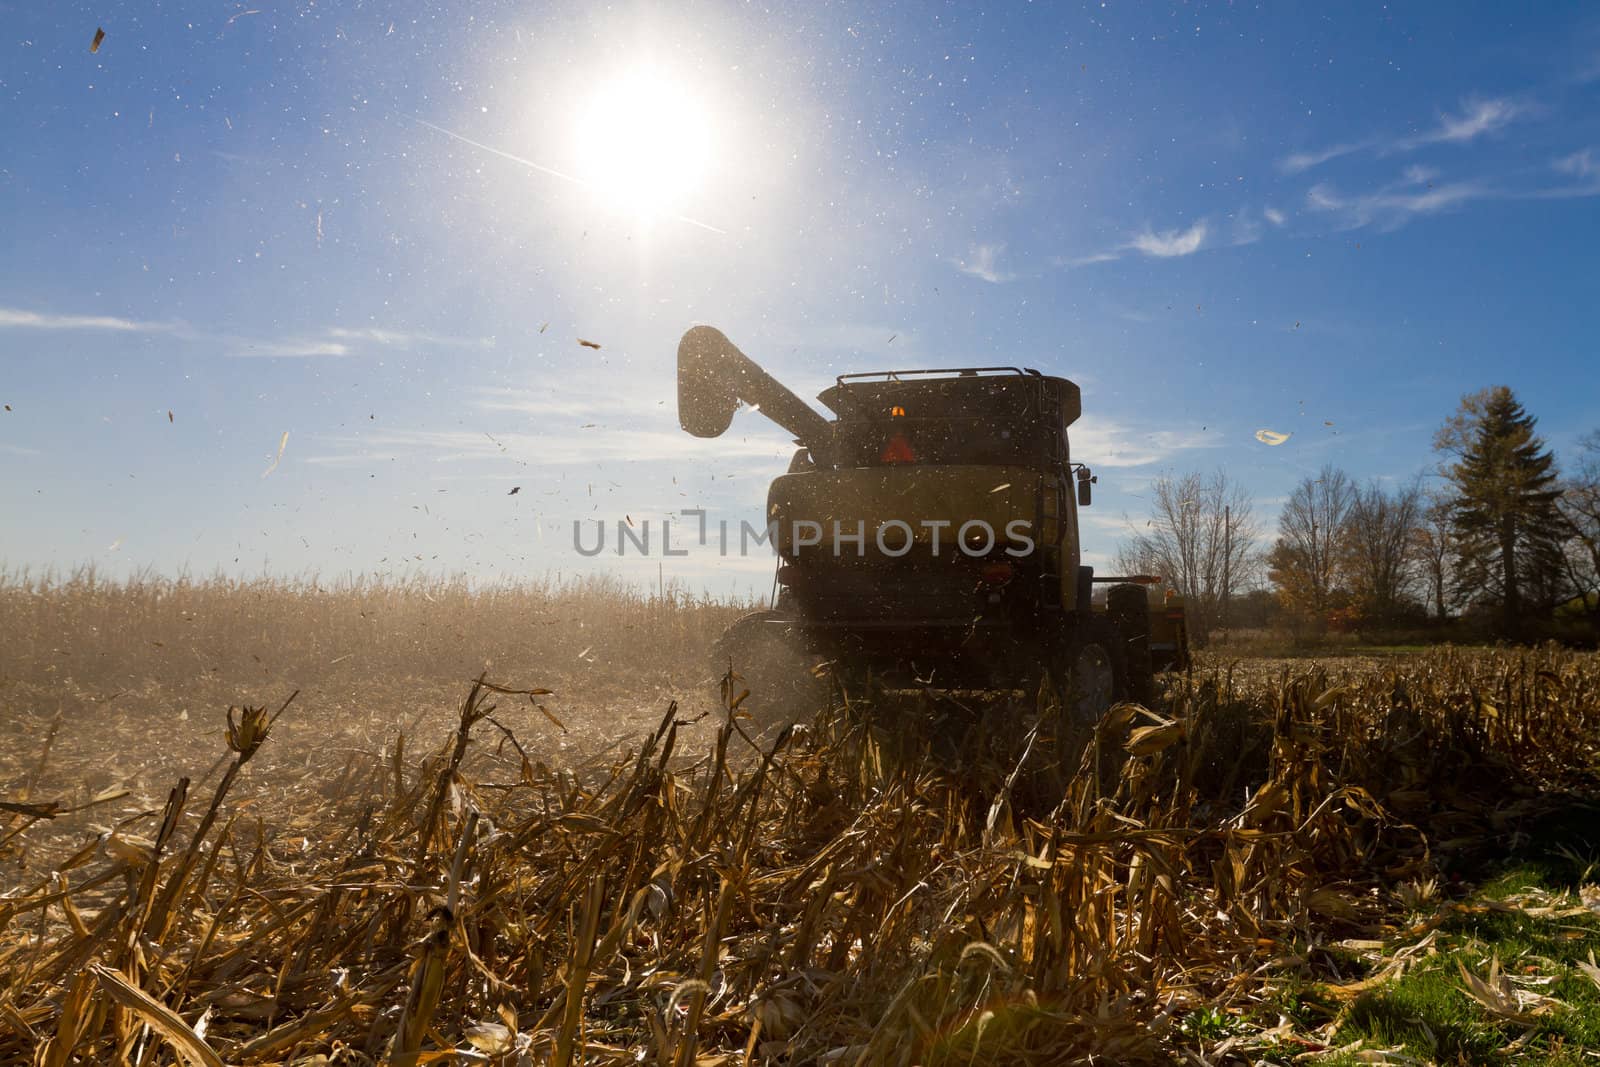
xmin=1117 ymin=386 xmax=1600 ymax=644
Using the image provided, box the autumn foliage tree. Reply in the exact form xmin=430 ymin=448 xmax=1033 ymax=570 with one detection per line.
xmin=1341 ymin=478 xmax=1424 ymax=624
xmin=1267 ymin=464 xmax=1354 ymax=629
xmin=1410 ymin=491 xmax=1456 ymax=622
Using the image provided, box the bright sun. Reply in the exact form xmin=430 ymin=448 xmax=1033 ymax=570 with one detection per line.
xmin=573 ymin=67 xmax=715 ymax=218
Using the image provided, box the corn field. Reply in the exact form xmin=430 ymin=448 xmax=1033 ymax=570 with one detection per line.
xmin=2 ymin=576 xmax=1599 ymax=1064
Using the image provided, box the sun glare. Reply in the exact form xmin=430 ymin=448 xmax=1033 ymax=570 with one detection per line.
xmin=573 ymin=66 xmax=715 ymax=219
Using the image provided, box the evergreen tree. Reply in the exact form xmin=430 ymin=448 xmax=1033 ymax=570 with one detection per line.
xmin=1434 ymin=386 xmax=1568 ymax=636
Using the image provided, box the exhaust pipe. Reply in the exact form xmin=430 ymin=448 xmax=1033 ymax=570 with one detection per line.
xmin=677 ymin=325 xmax=833 ymax=449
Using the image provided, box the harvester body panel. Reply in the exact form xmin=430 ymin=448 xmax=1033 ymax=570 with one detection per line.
xmin=768 ymin=466 xmax=1045 ymax=555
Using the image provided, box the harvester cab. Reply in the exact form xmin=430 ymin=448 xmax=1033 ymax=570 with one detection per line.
xmin=679 ymin=325 xmax=1177 ymax=778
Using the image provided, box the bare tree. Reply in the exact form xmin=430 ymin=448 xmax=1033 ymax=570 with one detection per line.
xmin=1267 ymin=464 xmax=1355 ymax=626
xmin=1559 ymin=430 xmax=1600 ymax=628
xmin=1343 ymin=478 xmax=1423 ymax=622
xmin=1115 ymin=469 xmax=1261 ymax=645
xmin=1411 ymin=491 xmax=1455 ymax=621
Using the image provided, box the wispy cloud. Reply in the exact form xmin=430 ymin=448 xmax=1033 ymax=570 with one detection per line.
xmin=1071 ymin=416 xmax=1216 ymax=468
xmin=1279 ymin=95 xmax=1525 ymax=173
xmin=1065 ymin=217 xmax=1216 ymax=267
xmin=1280 ymin=141 xmax=1375 ymax=175
xmin=233 ymin=338 xmax=354 ymax=358
xmin=475 ymin=386 xmax=668 ymax=420
xmin=1057 ymin=251 xmax=1123 ymax=267
xmin=0 ymin=305 xmax=490 ymax=359
xmin=1555 ymin=148 xmax=1597 ymax=180
xmin=1305 ymin=175 xmax=1491 ymax=231
xmin=0 ymin=308 xmax=180 ymax=333
xmin=1530 ymin=147 xmax=1600 ymax=199
xmin=1422 ymin=97 xmax=1522 ymax=146
xmin=1129 ymin=221 xmax=1207 ymax=258
xmin=952 ymin=243 xmax=1015 ymax=283
xmin=1263 ymin=206 xmax=1287 ymax=226
xmin=1229 ymin=207 xmax=1272 ymax=247
xmin=0 ymin=442 xmax=43 ymax=457
xmin=327 ymin=326 xmax=492 ymax=348
xmin=304 ymin=427 xmax=793 ymax=469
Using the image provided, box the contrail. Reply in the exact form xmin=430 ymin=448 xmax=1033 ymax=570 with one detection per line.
xmin=410 ymin=115 xmax=726 ymax=235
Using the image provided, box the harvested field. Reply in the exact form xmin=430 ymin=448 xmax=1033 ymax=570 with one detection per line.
xmin=3 ymin=575 xmax=1600 ymax=1064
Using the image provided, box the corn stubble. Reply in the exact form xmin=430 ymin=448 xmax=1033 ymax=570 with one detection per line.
xmin=2 ymin=608 xmax=1598 ymax=1062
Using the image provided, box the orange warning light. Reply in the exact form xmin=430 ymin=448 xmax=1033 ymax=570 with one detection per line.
xmin=880 ymin=433 xmax=917 ymax=464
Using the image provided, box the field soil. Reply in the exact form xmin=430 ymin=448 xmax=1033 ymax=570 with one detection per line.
xmin=3 ymin=575 xmax=1600 ymax=1064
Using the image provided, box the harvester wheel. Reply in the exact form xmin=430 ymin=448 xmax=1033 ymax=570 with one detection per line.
xmin=1008 ymin=658 xmax=1069 ymax=807
xmin=1063 ymin=617 xmax=1131 ymax=781
xmin=1008 ymin=621 xmax=1126 ymax=809
xmin=1106 ymin=583 xmax=1155 ymax=707
xmin=710 ymin=611 xmax=825 ymax=739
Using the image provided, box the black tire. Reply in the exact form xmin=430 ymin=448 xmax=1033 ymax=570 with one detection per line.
xmin=1006 ymin=657 xmax=1071 ymax=809
xmin=1064 ymin=615 xmax=1127 ymax=726
xmin=1007 ymin=618 xmax=1127 ymax=809
xmin=1065 ymin=615 xmax=1134 ymax=799
xmin=710 ymin=611 xmax=825 ymax=737
xmin=1106 ymin=583 xmax=1155 ymax=707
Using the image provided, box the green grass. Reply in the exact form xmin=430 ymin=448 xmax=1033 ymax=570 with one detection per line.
xmin=1327 ymin=864 xmax=1600 ymax=1065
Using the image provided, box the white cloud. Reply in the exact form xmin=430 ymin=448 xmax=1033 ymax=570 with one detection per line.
xmin=0 ymin=442 xmax=42 ymax=457
xmin=1555 ymin=148 xmax=1597 ymax=179
xmin=1129 ymin=221 xmax=1207 ymax=258
xmin=0 ymin=304 xmax=489 ymax=358
xmin=475 ymin=386 xmax=670 ymax=421
xmin=0 ymin=308 xmax=178 ymax=333
xmin=326 ymin=326 xmax=492 ymax=348
xmin=1070 ymin=416 xmax=1215 ymax=468
xmin=233 ymin=339 xmax=353 ymax=358
xmin=1279 ymin=141 xmax=1370 ymax=174
xmin=953 ymin=243 xmax=1015 ymax=283
xmin=1263 ymin=207 xmax=1286 ymax=226
xmin=1057 ymin=251 xmax=1122 ymax=268
xmin=1277 ymin=95 xmax=1524 ymax=173
xmin=304 ymin=426 xmax=795 ymax=470
xmin=1229 ymin=209 xmax=1265 ymax=247
xmin=1305 ymin=178 xmax=1491 ymax=231
xmin=1427 ymin=97 xmax=1521 ymax=145
xmin=1529 ymin=148 xmax=1600 ymax=200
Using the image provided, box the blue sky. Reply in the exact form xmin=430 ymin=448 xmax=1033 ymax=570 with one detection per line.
xmin=3 ymin=1 xmax=1599 ymax=593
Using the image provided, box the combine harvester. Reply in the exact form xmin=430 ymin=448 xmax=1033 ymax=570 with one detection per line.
xmin=677 ymin=325 xmax=1188 ymax=781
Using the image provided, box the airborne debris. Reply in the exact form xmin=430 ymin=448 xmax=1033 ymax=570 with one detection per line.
xmin=167 ymin=410 xmax=174 ymax=423
xmin=261 ymin=431 xmax=289 ymax=477
xmin=508 ymin=486 xmax=520 ymax=495
xmin=989 ymin=483 xmax=1011 ymax=493
xmin=577 ymin=338 xmax=601 ymax=350
xmin=90 ymin=27 xmax=105 ymax=53
xmin=1255 ymin=429 xmax=1292 ymax=446
xmin=539 ymin=322 xmax=549 ymax=334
